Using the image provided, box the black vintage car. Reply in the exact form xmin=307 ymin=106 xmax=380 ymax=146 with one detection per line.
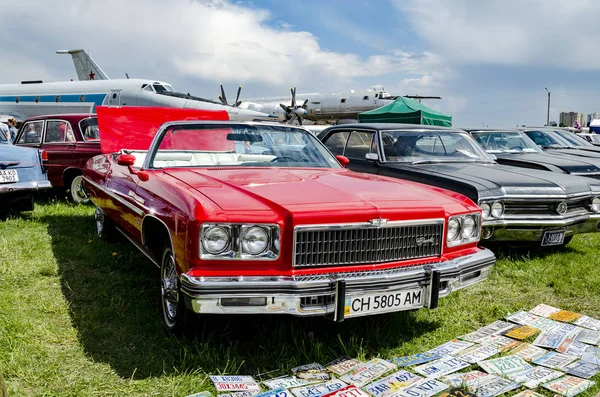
xmin=521 ymin=127 xmax=600 ymax=159
xmin=465 ymin=128 xmax=600 ymax=180
xmin=317 ymin=124 xmax=600 ymax=247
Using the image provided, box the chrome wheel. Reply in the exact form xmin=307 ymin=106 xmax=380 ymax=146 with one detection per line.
xmin=70 ymin=175 xmax=89 ymax=204
xmin=161 ymin=247 xmax=179 ymax=329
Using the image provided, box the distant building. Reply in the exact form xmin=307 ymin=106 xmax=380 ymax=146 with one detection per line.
xmin=559 ymin=112 xmax=586 ymax=127
xmin=588 ymin=112 xmax=600 ymax=125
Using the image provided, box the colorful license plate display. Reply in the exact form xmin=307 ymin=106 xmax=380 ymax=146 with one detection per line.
xmin=339 ymin=359 xmax=397 ymax=387
xmin=363 ymin=370 xmax=421 ymax=397
xmin=413 ymin=356 xmax=469 ymax=378
xmin=542 ymin=375 xmax=595 ymax=397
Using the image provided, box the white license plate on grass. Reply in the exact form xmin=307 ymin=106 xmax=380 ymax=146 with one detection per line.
xmin=344 ymin=289 xmax=423 ymax=317
xmin=541 ymin=230 xmax=565 ymax=246
xmin=0 ymin=169 xmax=18 ymax=183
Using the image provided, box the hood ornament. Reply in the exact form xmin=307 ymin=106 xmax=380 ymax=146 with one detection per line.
xmin=369 ymin=217 xmax=389 ymax=227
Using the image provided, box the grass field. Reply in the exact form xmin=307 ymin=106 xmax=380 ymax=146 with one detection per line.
xmin=1 ymin=200 xmax=600 ymax=396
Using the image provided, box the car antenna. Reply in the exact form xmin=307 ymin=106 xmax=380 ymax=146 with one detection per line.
xmin=125 ymin=73 xmax=130 ymax=79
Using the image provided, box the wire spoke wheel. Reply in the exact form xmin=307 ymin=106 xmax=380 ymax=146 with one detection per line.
xmin=161 ymin=247 xmax=179 ymax=328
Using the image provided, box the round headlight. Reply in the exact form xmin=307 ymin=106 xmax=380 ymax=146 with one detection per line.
xmin=447 ymin=218 xmax=461 ymax=242
xmin=461 ymin=216 xmax=477 ymax=239
xmin=480 ymin=203 xmax=491 ymax=219
xmin=202 ymin=226 xmax=230 ymax=254
xmin=242 ymin=226 xmax=269 ymax=255
xmin=591 ymin=197 xmax=600 ymax=213
xmin=491 ymin=201 xmax=505 ymax=218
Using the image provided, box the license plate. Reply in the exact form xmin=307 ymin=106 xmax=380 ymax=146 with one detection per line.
xmin=344 ymin=289 xmax=423 ymax=317
xmin=542 ymin=230 xmax=565 ymax=246
xmin=0 ymin=169 xmax=18 ymax=183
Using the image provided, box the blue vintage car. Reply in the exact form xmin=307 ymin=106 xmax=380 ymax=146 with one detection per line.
xmin=0 ymin=132 xmax=52 ymax=217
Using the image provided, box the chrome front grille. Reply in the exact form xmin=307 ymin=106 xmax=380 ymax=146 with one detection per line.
xmin=293 ymin=220 xmax=444 ymax=268
xmin=504 ymin=198 xmax=588 ymax=216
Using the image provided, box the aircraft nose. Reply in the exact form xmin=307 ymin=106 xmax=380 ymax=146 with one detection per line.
xmin=228 ymin=108 xmax=276 ymax=121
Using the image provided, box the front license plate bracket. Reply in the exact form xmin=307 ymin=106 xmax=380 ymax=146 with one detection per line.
xmin=542 ymin=230 xmax=565 ymax=246
xmin=425 ymin=269 xmax=440 ymax=309
xmin=333 ymin=279 xmax=346 ymax=323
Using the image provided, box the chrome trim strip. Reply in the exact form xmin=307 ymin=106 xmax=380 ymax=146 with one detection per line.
xmin=293 ymin=218 xmax=445 ymax=231
xmin=483 ymin=213 xmax=600 ymax=228
xmin=82 ymin=176 xmax=144 ymax=216
xmin=0 ymin=180 xmax=52 ymax=192
xmin=479 ymin=192 xmax=594 ymax=201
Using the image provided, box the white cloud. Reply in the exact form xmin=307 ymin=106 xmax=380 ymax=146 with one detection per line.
xmin=397 ymin=0 xmax=600 ymax=70
xmin=0 ymin=0 xmax=444 ymax=90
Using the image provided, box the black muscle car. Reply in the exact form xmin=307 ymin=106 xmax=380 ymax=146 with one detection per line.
xmin=318 ymin=124 xmax=600 ymax=247
xmin=466 ymin=128 xmax=600 ymax=180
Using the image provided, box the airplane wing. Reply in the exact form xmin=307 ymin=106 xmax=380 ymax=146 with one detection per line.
xmin=56 ymin=49 xmax=110 ymax=81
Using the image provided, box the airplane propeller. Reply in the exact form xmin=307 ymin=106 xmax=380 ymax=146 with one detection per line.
xmin=280 ymin=87 xmax=308 ymax=125
xmin=218 ymin=83 xmax=243 ymax=107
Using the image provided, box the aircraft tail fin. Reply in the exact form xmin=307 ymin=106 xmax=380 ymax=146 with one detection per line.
xmin=56 ymin=49 xmax=110 ymax=81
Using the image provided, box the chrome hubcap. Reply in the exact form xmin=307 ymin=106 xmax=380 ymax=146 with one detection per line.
xmin=73 ymin=177 xmax=89 ymax=203
xmin=162 ymin=255 xmax=178 ymax=323
xmin=95 ymin=208 xmax=104 ymax=236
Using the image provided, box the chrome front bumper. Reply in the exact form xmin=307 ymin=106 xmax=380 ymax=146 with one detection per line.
xmin=482 ymin=214 xmax=600 ymax=242
xmin=180 ymin=248 xmax=495 ymax=320
xmin=0 ymin=180 xmax=52 ymax=193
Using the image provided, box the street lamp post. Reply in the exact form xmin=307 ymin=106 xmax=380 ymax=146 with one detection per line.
xmin=545 ymin=87 xmax=550 ymax=126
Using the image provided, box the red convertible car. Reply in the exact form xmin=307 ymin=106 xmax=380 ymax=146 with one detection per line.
xmin=14 ymin=113 xmax=100 ymax=203
xmin=83 ymin=109 xmax=495 ymax=330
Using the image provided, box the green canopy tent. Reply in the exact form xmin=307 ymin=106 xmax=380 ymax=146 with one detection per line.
xmin=358 ymin=97 xmax=452 ymax=127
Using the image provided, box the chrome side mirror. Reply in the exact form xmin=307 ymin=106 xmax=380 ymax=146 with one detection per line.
xmin=488 ymin=154 xmax=497 ymax=161
xmin=365 ymin=152 xmax=379 ymax=161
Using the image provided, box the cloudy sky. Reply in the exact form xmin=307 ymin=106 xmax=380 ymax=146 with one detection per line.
xmin=2 ymin=0 xmax=600 ymax=126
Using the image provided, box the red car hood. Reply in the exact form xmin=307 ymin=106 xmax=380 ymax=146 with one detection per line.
xmin=164 ymin=168 xmax=473 ymax=220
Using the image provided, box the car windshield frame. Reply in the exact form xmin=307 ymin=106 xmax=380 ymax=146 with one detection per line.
xmin=378 ymin=129 xmax=495 ymax=164
xmin=470 ymin=130 xmax=543 ymax=154
xmin=581 ymin=134 xmax=600 ymax=144
xmin=523 ymin=129 xmax=578 ymax=148
xmin=145 ymin=122 xmax=341 ymax=170
xmin=551 ymin=129 xmax=595 ymax=147
xmin=79 ymin=117 xmax=100 ymax=141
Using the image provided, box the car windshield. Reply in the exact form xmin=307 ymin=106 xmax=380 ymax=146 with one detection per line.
xmin=471 ymin=131 xmax=542 ymax=153
xmin=381 ymin=130 xmax=493 ymax=163
xmin=552 ymin=129 xmax=595 ymax=147
xmin=523 ymin=129 xmax=576 ymax=148
xmin=150 ymin=123 xmax=340 ymax=169
xmin=581 ymin=134 xmax=600 ymax=144
xmin=79 ymin=117 xmax=100 ymax=140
